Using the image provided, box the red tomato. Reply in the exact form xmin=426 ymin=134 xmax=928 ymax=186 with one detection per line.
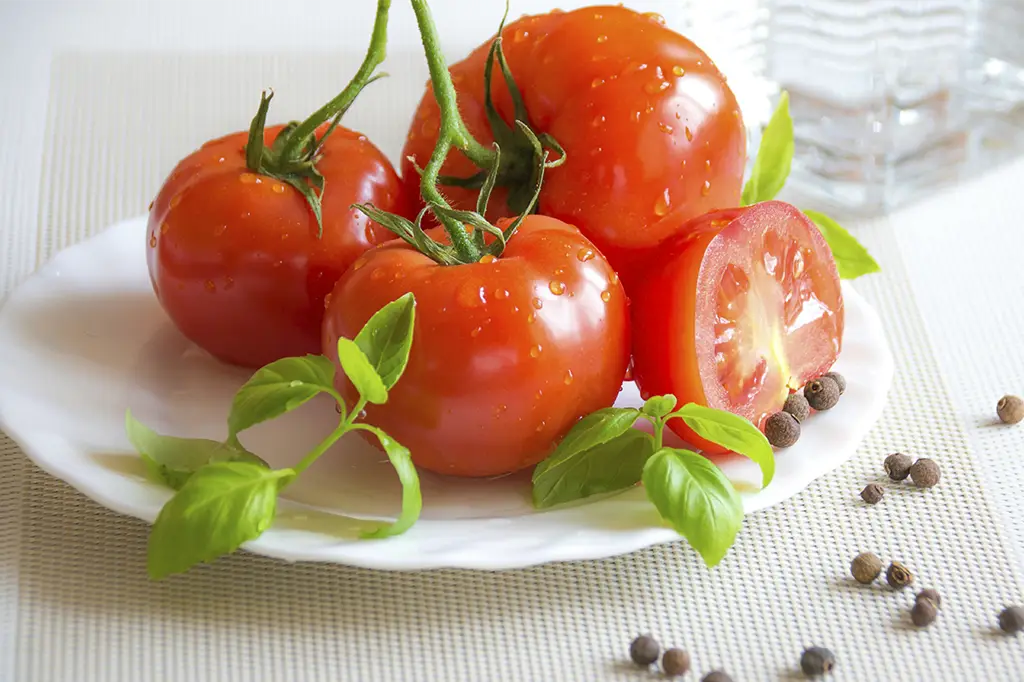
xmin=147 ymin=124 xmax=412 ymax=368
xmin=401 ymin=5 xmax=746 ymax=284
xmin=630 ymin=201 xmax=844 ymax=450
xmin=322 ymin=216 xmax=631 ymax=478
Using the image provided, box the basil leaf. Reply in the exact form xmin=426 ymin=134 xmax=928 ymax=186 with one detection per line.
xmin=741 ymin=91 xmax=793 ymax=206
xmin=642 ymin=394 xmax=677 ymax=419
xmin=642 ymin=447 xmax=743 ymax=567
xmin=228 ymin=355 xmax=336 ymax=438
xmin=336 ymin=338 xmax=388 ymax=405
xmin=532 ymin=429 xmax=656 ymax=507
xmin=354 ymin=292 xmax=416 ymax=390
xmin=147 ymin=461 xmax=293 ymax=579
xmin=803 ymin=209 xmax=881 ymax=280
xmin=126 ymin=410 xmax=264 ymax=490
xmin=531 ymin=407 xmax=642 ymax=500
xmin=356 ymin=425 xmax=422 ymax=538
xmin=671 ymin=403 xmax=774 ymax=488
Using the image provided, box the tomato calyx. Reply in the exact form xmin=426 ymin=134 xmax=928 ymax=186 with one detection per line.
xmin=241 ymin=0 xmax=392 ymax=238
xmin=435 ymin=8 xmax=566 ymax=215
xmin=354 ymin=0 xmax=550 ymax=266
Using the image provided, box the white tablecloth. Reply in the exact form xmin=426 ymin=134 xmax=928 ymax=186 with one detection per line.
xmin=3 ymin=2 xmax=1024 ymax=680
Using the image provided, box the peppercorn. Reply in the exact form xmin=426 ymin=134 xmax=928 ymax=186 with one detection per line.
xmin=886 ymin=561 xmax=914 ymax=589
xmin=883 ymin=452 xmax=913 ymax=481
xmin=916 ymin=588 xmax=941 ymax=608
xmin=784 ymin=392 xmax=811 ymax=423
xmin=998 ymin=606 xmax=1024 ymax=634
xmin=996 ymin=395 xmax=1024 ymax=425
xmin=911 ymin=598 xmax=938 ymax=627
xmin=766 ymin=411 xmax=801 ymax=448
xmin=629 ymin=634 xmax=660 ymax=666
xmin=909 ymin=458 xmax=940 ymax=488
xmin=860 ymin=483 xmax=884 ymax=504
xmin=851 ymin=552 xmax=883 ymax=584
xmin=662 ymin=649 xmax=691 ymax=677
xmin=804 ymin=377 xmax=840 ymax=411
xmin=702 ymin=672 xmax=733 ymax=682
xmin=824 ymin=371 xmax=846 ymax=395
xmin=800 ymin=647 xmax=835 ymax=676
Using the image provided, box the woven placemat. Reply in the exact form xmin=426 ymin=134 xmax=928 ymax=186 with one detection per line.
xmin=1 ymin=52 xmax=1022 ymax=682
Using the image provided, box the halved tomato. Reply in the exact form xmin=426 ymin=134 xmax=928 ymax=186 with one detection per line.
xmin=630 ymin=200 xmax=844 ymax=450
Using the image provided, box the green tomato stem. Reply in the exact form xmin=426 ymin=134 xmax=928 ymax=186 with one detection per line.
xmin=277 ymin=0 xmax=393 ymax=161
xmin=653 ymin=419 xmax=666 ymax=451
xmin=292 ymin=396 xmax=368 ymax=476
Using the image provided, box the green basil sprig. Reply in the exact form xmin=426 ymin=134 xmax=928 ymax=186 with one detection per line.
xmin=741 ymin=91 xmax=880 ymax=279
xmin=532 ymin=397 xmax=773 ymax=567
xmin=127 ymin=293 xmax=420 ymax=579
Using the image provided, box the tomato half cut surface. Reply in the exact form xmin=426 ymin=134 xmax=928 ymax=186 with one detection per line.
xmin=631 ymin=201 xmax=844 ymax=450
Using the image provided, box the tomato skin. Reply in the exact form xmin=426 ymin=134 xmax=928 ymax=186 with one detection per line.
xmin=630 ymin=201 xmax=844 ymax=451
xmin=146 ymin=124 xmax=412 ymax=368
xmin=322 ymin=216 xmax=631 ymax=478
xmin=401 ymin=5 xmax=746 ymax=285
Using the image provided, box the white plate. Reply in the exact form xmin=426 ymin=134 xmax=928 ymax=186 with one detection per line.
xmin=0 ymin=216 xmax=893 ymax=570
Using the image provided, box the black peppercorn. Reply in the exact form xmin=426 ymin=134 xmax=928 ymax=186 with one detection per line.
xmin=916 ymin=588 xmax=941 ymax=608
xmin=851 ymin=552 xmax=883 ymax=584
xmin=998 ymin=606 xmax=1024 ymax=634
xmin=805 ymin=377 xmax=840 ymax=411
xmin=886 ymin=561 xmax=914 ymax=589
xmin=800 ymin=647 xmax=835 ymax=676
xmin=911 ymin=598 xmax=938 ymax=627
xmin=909 ymin=458 xmax=940 ymax=488
xmin=702 ymin=672 xmax=733 ymax=682
xmin=996 ymin=395 xmax=1024 ymax=425
xmin=883 ymin=452 xmax=913 ymax=481
xmin=860 ymin=483 xmax=884 ymax=504
xmin=629 ymin=634 xmax=660 ymax=666
xmin=662 ymin=649 xmax=691 ymax=677
xmin=766 ymin=411 xmax=801 ymax=448
xmin=824 ymin=371 xmax=846 ymax=395
xmin=784 ymin=392 xmax=811 ymax=422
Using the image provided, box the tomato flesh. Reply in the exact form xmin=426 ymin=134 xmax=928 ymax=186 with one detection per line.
xmin=631 ymin=201 xmax=844 ymax=450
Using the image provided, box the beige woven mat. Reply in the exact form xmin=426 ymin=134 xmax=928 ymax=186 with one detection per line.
xmin=1 ymin=53 xmax=1023 ymax=682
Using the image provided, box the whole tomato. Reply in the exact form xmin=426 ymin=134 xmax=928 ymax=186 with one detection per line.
xmin=630 ymin=201 xmax=844 ymax=451
xmin=401 ymin=4 xmax=746 ymax=285
xmin=322 ymin=215 xmax=631 ymax=478
xmin=147 ymin=123 xmax=412 ymax=368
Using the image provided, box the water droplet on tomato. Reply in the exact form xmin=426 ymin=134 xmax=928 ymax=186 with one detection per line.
xmin=793 ymin=249 xmax=805 ymax=277
xmin=495 ymin=288 xmax=509 ymax=300
xmin=601 ymin=290 xmax=612 ymax=302
xmin=457 ymin=281 xmax=487 ymax=307
xmin=685 ymin=126 xmax=693 ymax=142
xmin=705 ymin=159 xmax=712 ymax=171
xmin=536 ymin=420 xmax=547 ymax=432
xmin=622 ymin=61 xmax=648 ymax=76
xmin=536 ymin=389 xmax=544 ymax=400
xmin=610 ymin=272 xmax=620 ymax=285
xmin=514 ymin=28 xmax=529 ymax=42
xmin=596 ymin=34 xmax=608 ymax=43
xmin=593 ymin=11 xmax=603 ymax=19
xmin=696 ymin=59 xmax=704 ymax=67
xmin=548 ymin=281 xmax=566 ymax=296
xmin=592 ymin=115 xmax=606 ymax=127
xmin=471 ymin=326 xmax=482 ymax=338
xmin=527 ymin=312 xmax=536 ymax=324
xmin=532 ymin=298 xmax=543 ymax=310
xmin=654 ymin=188 xmax=671 ymax=216
xmin=702 ymin=180 xmax=711 ymax=197
xmin=530 ymin=344 xmax=543 ymax=358
xmin=225 ymin=276 xmax=234 ymax=290
xmin=591 ymin=77 xmax=605 ymax=88
xmin=239 ymin=172 xmax=259 ymax=184
xmin=672 ymin=65 xmax=686 ymax=76
xmin=590 ymin=146 xmax=603 ymax=157
xmin=204 ymin=280 xmax=216 ymax=293
xmin=272 ymin=183 xmax=286 ymax=194
xmin=554 ymin=267 xmax=565 ymax=276
xmin=564 ymin=370 xmax=574 ymax=385
xmin=147 ymin=200 xmax=154 ymax=211
xmin=577 ymin=247 xmax=595 ymax=262
xmin=169 ymin=194 xmax=182 ymax=209
xmin=643 ymin=11 xmax=666 ymax=24
xmin=352 ymin=254 xmax=369 ymax=271
xmin=643 ymin=80 xmax=670 ymax=95
xmin=370 ymin=268 xmax=386 ymax=282
xmin=655 ymin=66 xmax=664 ymax=79
xmin=624 ymin=363 xmax=634 ymax=381
xmin=674 ymin=111 xmax=681 ymax=120
xmin=160 ymin=221 xmax=171 ymax=234
xmin=658 ymin=122 xmax=673 ymax=134
xmin=148 ymin=233 xmax=157 ymax=248
xmin=218 ymin=156 xmax=225 ymax=163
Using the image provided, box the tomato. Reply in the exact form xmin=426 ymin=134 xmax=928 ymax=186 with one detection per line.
xmin=630 ymin=201 xmax=844 ymax=450
xmin=322 ymin=215 xmax=631 ymax=477
xmin=401 ymin=4 xmax=746 ymax=285
xmin=147 ymin=124 xmax=412 ymax=368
